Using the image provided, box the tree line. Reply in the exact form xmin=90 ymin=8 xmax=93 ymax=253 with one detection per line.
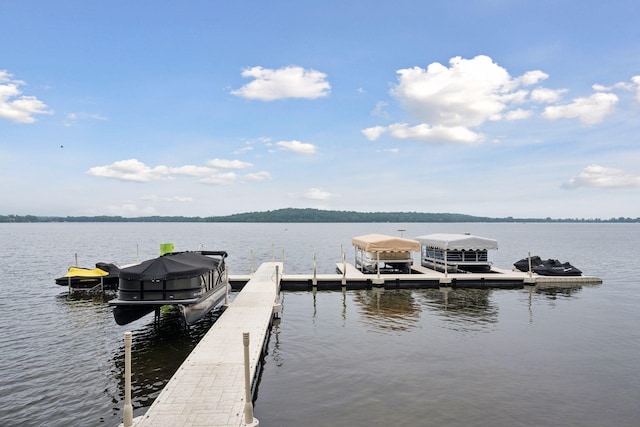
xmin=1 ymin=208 xmax=638 ymax=223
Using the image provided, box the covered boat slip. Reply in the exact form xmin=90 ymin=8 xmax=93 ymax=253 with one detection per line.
xmin=415 ymin=233 xmax=499 ymax=273
xmin=352 ymin=233 xmax=420 ymax=274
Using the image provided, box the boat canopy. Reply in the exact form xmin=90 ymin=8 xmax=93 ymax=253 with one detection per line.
xmin=352 ymin=234 xmax=420 ymax=253
xmin=119 ymin=251 xmax=223 ymax=281
xmin=415 ymin=234 xmax=498 ymax=251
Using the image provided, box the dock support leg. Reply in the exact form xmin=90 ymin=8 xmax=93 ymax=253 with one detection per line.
xmin=243 ymin=332 xmax=259 ymax=426
xmin=312 ymin=253 xmax=317 ymax=287
xmin=123 ymin=332 xmax=133 ymax=427
xmin=273 ymin=266 xmax=282 ymax=317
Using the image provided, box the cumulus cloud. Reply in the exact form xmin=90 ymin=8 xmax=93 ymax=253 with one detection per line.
xmin=563 ymin=164 xmax=640 ymax=189
xmin=87 ymin=158 xmax=261 ymax=185
xmin=364 ymin=55 xmax=559 ymax=144
xmin=304 ymin=187 xmax=332 ymax=200
xmin=504 ymin=109 xmax=532 ymax=120
xmin=517 ymin=70 xmax=549 ymax=86
xmin=361 ymin=126 xmax=387 ymax=141
xmin=530 ymin=87 xmax=567 ymax=103
xmin=244 ymin=171 xmax=272 ymax=181
xmin=363 ymin=55 xmax=633 ymax=145
xmin=231 ymin=66 xmax=330 ymax=101
xmin=276 ymin=140 xmax=317 ymax=154
xmin=542 ymin=92 xmax=618 ymax=125
xmin=207 ymin=158 xmax=253 ymax=169
xmin=390 ymin=123 xmax=483 ymax=144
xmin=390 ymin=55 xmax=514 ymax=128
xmin=87 ymin=159 xmax=167 ymax=182
xmin=0 ymin=70 xmax=51 ymax=123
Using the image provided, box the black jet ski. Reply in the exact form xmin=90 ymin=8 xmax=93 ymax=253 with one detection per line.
xmin=514 ymin=256 xmax=582 ymax=276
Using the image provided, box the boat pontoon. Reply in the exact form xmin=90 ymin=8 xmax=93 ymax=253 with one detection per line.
xmin=415 ymin=233 xmax=498 ymax=273
xmin=352 ymin=234 xmax=420 ymax=274
xmin=108 ymin=251 xmax=228 ymax=325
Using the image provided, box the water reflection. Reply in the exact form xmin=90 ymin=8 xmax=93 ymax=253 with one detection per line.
xmin=419 ymin=288 xmax=499 ymax=332
xmin=353 ymin=288 xmax=421 ymax=332
xmin=531 ymin=282 xmax=585 ymax=300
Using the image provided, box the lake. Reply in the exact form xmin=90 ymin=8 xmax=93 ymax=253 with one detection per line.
xmin=0 ymin=222 xmax=638 ymax=426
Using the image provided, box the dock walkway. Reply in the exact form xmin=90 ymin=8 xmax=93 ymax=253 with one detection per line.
xmin=228 ymin=262 xmax=602 ymax=290
xmin=132 ymin=262 xmax=282 ymax=427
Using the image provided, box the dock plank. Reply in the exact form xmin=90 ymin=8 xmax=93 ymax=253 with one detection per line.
xmin=133 ymin=262 xmax=282 ymax=427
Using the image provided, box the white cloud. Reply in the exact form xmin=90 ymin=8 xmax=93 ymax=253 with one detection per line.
xmin=530 ymin=87 xmax=567 ymax=103
xmin=563 ymin=164 xmax=640 ymax=189
xmin=592 ymin=81 xmax=632 ymax=92
xmin=632 ymin=76 xmax=640 ymax=102
xmin=87 ymin=159 xmax=244 ymax=185
xmin=231 ymin=66 xmax=330 ymax=101
xmin=366 ymin=55 xmax=563 ymax=144
xmin=304 ymin=187 xmax=332 ymax=200
xmin=542 ymin=92 xmax=618 ymax=125
xmin=361 ymin=126 xmax=387 ymax=141
xmin=244 ymin=171 xmax=272 ymax=181
xmin=0 ymin=70 xmax=51 ymax=123
xmin=364 ymin=123 xmax=484 ymax=144
xmin=517 ymin=70 xmax=549 ymax=86
xmin=232 ymin=146 xmax=253 ymax=155
xmin=390 ymin=55 xmax=515 ymax=128
xmin=276 ymin=140 xmax=317 ymax=154
xmin=207 ymin=158 xmax=253 ymax=169
xmin=504 ymin=109 xmax=532 ymax=120
xmin=87 ymin=159 xmax=167 ymax=182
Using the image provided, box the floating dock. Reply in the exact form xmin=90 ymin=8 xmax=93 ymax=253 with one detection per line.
xmin=130 ymin=262 xmax=282 ymax=427
xmin=125 ymin=260 xmax=600 ymax=426
xmin=229 ymin=262 xmax=602 ymax=291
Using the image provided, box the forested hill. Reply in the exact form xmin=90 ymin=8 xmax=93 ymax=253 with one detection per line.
xmin=1 ymin=208 xmax=638 ymax=223
xmin=212 ymin=208 xmax=494 ymax=222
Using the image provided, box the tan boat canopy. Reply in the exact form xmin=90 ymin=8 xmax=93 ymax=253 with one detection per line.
xmin=415 ymin=233 xmax=498 ymax=251
xmin=352 ymin=234 xmax=420 ymax=253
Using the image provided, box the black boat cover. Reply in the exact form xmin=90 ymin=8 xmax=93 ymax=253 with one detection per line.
xmin=119 ymin=251 xmax=224 ymax=281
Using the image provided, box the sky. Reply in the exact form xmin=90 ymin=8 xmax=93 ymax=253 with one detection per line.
xmin=1 ymin=0 xmax=640 ymax=219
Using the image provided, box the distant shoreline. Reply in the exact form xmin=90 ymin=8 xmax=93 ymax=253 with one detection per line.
xmin=1 ymin=208 xmax=638 ymax=223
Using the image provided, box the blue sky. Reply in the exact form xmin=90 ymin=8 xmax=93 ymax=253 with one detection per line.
xmin=2 ymin=0 xmax=639 ymax=219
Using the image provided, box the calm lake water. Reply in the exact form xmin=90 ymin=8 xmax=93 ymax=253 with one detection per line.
xmin=0 ymin=222 xmax=639 ymax=426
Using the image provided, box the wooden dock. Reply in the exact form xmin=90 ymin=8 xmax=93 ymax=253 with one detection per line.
xmin=131 ymin=262 xmax=282 ymax=427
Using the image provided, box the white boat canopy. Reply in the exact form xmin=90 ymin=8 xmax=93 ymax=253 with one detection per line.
xmin=414 ymin=233 xmax=498 ymax=251
xmin=352 ymin=234 xmax=420 ymax=253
